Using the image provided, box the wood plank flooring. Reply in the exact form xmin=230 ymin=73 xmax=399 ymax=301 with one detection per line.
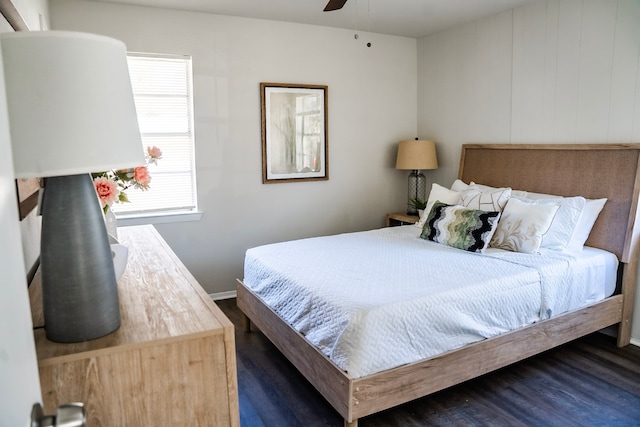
xmin=215 ymin=298 xmax=640 ymax=427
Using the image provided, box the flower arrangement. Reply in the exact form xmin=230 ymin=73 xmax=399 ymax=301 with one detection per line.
xmin=93 ymin=146 xmax=162 ymax=213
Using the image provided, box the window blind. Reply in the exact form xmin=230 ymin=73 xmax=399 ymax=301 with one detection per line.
xmin=111 ymin=53 xmax=197 ymax=216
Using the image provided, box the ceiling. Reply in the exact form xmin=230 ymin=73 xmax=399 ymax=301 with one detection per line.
xmin=94 ymin=0 xmax=538 ymax=39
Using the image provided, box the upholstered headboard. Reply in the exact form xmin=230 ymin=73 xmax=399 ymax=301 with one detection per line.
xmin=459 ymin=144 xmax=640 ymax=263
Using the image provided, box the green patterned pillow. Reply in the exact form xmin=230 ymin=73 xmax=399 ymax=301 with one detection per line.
xmin=420 ymin=201 xmax=500 ymax=253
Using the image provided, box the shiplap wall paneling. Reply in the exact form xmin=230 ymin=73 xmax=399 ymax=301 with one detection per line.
xmin=418 ymin=30 xmax=461 ymax=183
xmin=418 ymin=12 xmax=512 ymax=185
xmin=511 ymin=0 xmax=550 ymax=143
xmin=609 ymin=0 xmax=640 ymax=143
xmin=551 ymin=0 xmax=584 ymax=143
xmin=575 ymin=1 xmax=618 ymax=142
xmin=511 ymin=0 xmax=639 ymax=144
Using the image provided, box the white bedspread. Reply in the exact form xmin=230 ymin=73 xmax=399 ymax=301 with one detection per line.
xmin=243 ymin=225 xmax=617 ymax=378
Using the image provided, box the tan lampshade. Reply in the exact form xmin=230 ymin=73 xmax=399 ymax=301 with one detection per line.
xmin=395 ymin=140 xmax=438 ymax=170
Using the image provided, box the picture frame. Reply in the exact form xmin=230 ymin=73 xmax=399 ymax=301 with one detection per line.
xmin=15 ymin=178 xmax=41 ymax=220
xmin=261 ymin=83 xmax=328 ymax=183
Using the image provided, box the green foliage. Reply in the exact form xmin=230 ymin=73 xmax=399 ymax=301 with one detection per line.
xmin=408 ymin=198 xmax=427 ymax=210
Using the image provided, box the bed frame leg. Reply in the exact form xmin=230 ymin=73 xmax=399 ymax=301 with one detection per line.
xmin=617 ymin=262 xmax=637 ymax=347
xmin=242 ymin=313 xmax=251 ymax=332
xmin=345 ymin=419 xmax=357 ymax=427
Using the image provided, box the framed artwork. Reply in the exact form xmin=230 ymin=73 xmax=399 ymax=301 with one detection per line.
xmin=15 ymin=178 xmax=41 ymax=220
xmin=261 ymin=83 xmax=328 ymax=183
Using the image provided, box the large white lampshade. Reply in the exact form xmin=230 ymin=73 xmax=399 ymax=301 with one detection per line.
xmin=0 ymin=31 xmax=144 ymax=343
xmin=2 ymin=31 xmax=143 ymax=178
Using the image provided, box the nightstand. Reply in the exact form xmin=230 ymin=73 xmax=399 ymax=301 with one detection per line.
xmin=386 ymin=212 xmax=420 ymax=227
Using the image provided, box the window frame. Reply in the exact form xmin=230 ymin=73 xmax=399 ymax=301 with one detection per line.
xmin=114 ymin=52 xmax=201 ymax=225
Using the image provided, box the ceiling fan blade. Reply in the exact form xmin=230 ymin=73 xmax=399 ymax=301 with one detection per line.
xmin=323 ymin=0 xmax=348 ymax=12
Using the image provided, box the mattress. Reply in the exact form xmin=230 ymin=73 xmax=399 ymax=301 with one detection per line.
xmin=243 ymin=225 xmax=618 ymax=378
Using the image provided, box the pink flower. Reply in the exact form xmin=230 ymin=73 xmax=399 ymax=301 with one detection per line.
xmin=92 ymin=145 xmax=162 ymax=207
xmin=93 ymin=176 xmax=119 ymax=208
xmin=134 ymin=166 xmax=151 ymax=189
xmin=147 ymin=146 xmax=162 ymax=165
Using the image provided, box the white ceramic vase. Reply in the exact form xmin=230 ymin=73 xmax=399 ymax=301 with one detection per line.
xmin=104 ymin=207 xmax=118 ymax=241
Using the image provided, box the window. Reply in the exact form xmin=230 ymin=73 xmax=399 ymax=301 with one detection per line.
xmin=111 ymin=53 xmax=198 ymax=220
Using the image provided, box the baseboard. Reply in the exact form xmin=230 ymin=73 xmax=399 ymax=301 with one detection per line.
xmin=210 ymin=290 xmax=237 ymax=301
xmin=631 ymin=337 xmax=640 ymax=347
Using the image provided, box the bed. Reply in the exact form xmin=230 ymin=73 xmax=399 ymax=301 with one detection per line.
xmin=236 ymin=144 xmax=640 ymax=427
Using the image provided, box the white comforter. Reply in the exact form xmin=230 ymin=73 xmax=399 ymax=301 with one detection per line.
xmin=243 ymin=225 xmax=615 ymax=378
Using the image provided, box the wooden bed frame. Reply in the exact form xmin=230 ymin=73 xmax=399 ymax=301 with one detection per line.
xmin=237 ymin=144 xmax=640 ymax=427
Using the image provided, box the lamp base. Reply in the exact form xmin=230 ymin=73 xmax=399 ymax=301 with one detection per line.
xmin=40 ymin=174 xmax=120 ymax=343
xmin=407 ymin=170 xmax=426 ymax=215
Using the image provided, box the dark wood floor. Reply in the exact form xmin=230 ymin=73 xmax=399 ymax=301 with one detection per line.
xmin=216 ymin=298 xmax=640 ymax=427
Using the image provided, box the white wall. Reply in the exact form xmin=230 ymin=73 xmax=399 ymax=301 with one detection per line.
xmin=9 ymin=0 xmax=48 ymax=29
xmin=0 ymin=1 xmax=48 ymax=423
xmin=11 ymin=0 xmax=48 ymax=286
xmin=50 ymin=0 xmax=418 ymax=295
xmin=417 ymin=0 xmax=640 ymax=341
xmin=0 ymin=44 xmax=42 ymax=427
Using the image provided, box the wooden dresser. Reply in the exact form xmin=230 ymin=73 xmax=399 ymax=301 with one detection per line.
xmin=29 ymin=225 xmax=240 ymax=426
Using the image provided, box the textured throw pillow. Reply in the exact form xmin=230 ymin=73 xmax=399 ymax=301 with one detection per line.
xmin=420 ymin=201 xmax=500 ymax=253
xmin=459 ymin=184 xmax=512 ymax=212
xmin=490 ymin=198 xmax=560 ymax=254
xmin=415 ymin=183 xmax=462 ymax=228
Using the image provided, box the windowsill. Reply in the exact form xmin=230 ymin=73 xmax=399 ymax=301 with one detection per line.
xmin=115 ymin=210 xmax=203 ymax=227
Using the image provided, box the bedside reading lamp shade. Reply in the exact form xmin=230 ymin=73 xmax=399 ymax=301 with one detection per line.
xmin=396 ymin=139 xmax=438 ymax=215
xmin=1 ymin=31 xmax=144 ymax=342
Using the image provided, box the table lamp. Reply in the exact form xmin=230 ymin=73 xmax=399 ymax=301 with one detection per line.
xmin=395 ymin=139 xmax=438 ymax=215
xmin=1 ymin=31 xmax=144 ymax=342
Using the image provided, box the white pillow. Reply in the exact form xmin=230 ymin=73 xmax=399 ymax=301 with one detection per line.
xmin=522 ymin=196 xmax=586 ymax=251
xmin=470 ymin=181 xmax=528 ymax=199
xmin=566 ymin=198 xmax=607 ymax=252
xmin=452 ymin=180 xmax=527 ymax=198
xmin=450 ymin=179 xmax=469 ymax=192
xmin=526 ymin=191 xmax=563 ymax=200
xmin=415 ymin=183 xmax=462 ymax=228
xmin=459 ymin=184 xmax=512 ymax=212
xmin=525 ymin=192 xmax=607 ymax=252
xmin=490 ymin=198 xmax=560 ymax=254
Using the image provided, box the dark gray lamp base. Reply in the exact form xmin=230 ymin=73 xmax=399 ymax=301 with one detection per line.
xmin=40 ymin=174 xmax=120 ymax=343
